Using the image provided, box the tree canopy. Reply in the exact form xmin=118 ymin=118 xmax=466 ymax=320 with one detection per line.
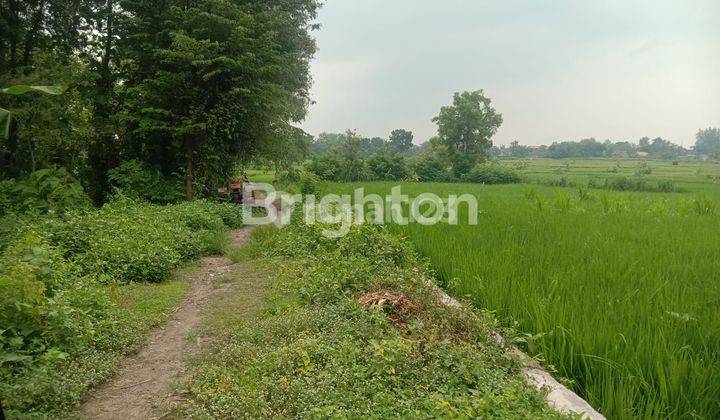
xmin=433 ymin=90 xmax=503 ymax=176
xmin=0 ymin=0 xmax=320 ymax=201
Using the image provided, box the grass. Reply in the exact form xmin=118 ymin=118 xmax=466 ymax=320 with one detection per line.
xmin=320 ymin=178 xmax=720 ymax=419
xmin=179 ymin=222 xmax=565 ymax=418
xmin=2 ymin=279 xmax=190 ymax=419
xmin=507 ymin=158 xmax=720 ymax=195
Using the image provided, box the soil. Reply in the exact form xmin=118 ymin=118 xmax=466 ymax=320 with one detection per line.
xmin=80 ymin=227 xmax=261 ymax=420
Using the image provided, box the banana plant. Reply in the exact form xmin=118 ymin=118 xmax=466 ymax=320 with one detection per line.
xmin=1 ymin=85 xmax=66 ymax=139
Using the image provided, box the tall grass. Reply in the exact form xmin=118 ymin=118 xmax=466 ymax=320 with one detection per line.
xmin=323 ymin=182 xmax=720 ymax=419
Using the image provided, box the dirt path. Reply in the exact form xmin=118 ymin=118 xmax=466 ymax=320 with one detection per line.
xmin=81 ymin=228 xmax=258 ymax=420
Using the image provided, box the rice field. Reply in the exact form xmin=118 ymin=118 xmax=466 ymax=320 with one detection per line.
xmin=322 ymin=161 xmax=720 ymax=419
xmin=510 ymin=158 xmax=720 ymax=194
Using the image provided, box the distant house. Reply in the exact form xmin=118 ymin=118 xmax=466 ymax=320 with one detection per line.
xmin=636 ymin=151 xmax=650 ymax=158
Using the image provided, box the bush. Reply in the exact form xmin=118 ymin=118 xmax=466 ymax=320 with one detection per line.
xmin=366 ymin=153 xmax=411 ymax=181
xmin=44 ymin=198 xmax=242 ymax=283
xmin=0 ymin=234 xmax=109 ymax=367
xmin=0 ymin=197 xmax=241 ymax=417
xmin=108 ymin=160 xmax=184 ymax=204
xmin=0 ymin=167 xmax=91 ymax=217
xmin=601 ymin=176 xmax=677 ymax=193
xmin=306 ymin=153 xmax=345 ymax=181
xmin=299 ymin=172 xmax=320 ymax=195
xmin=411 ymin=156 xmax=448 ymax=182
xmin=461 ymin=162 xmax=521 ymax=184
xmin=635 ymin=162 xmax=652 ymax=176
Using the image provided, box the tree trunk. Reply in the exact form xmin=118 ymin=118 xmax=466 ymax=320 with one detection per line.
xmin=22 ymin=0 xmax=46 ymax=70
xmin=7 ymin=0 xmax=18 ymax=72
xmin=87 ymin=0 xmax=117 ymax=204
xmin=185 ymin=141 xmax=195 ymax=201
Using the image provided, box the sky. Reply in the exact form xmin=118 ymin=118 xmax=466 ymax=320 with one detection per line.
xmin=300 ymin=0 xmax=720 ymax=147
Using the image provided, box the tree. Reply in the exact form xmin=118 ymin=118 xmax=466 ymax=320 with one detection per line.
xmin=1 ymin=0 xmax=320 ymax=203
xmin=433 ymin=90 xmax=502 ymax=177
xmin=119 ymin=0 xmax=320 ymax=200
xmin=509 ymin=140 xmax=531 ymax=158
xmin=257 ymin=126 xmax=311 ymax=180
xmin=389 ymin=129 xmax=413 ymax=154
xmin=695 ymin=128 xmax=720 ymax=158
xmin=366 ymin=153 xmax=409 ymax=181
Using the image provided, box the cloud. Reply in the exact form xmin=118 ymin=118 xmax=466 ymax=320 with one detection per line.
xmin=302 ymin=0 xmax=720 ymax=145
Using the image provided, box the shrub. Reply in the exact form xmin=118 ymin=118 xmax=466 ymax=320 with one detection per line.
xmin=635 ymin=162 xmax=652 ymax=176
xmin=656 ymin=179 xmax=676 ymax=193
xmin=0 ymin=234 xmax=109 ymax=367
xmin=299 ymin=172 xmax=320 ymax=195
xmin=366 ymin=153 xmax=411 ymax=181
xmin=461 ymin=162 xmax=521 ymax=184
xmin=0 ymin=167 xmax=91 ymax=216
xmin=277 ymin=167 xmax=302 ymax=183
xmin=411 ymin=156 xmax=448 ymax=182
xmin=107 ymin=160 xmax=184 ymax=204
xmin=306 ymin=152 xmax=345 ymax=180
xmin=45 ymin=198 xmax=242 ymax=283
xmin=601 ymin=176 xmax=677 ymax=193
xmin=180 ymin=222 xmax=561 ymax=419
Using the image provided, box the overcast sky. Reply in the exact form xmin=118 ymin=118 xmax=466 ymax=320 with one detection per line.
xmin=300 ymin=0 xmax=720 ymax=147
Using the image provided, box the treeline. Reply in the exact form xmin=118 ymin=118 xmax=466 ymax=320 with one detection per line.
xmin=0 ymin=0 xmax=320 ymax=203
xmin=493 ymin=129 xmax=720 ymax=160
xmin=306 ymin=91 xmax=519 ymax=184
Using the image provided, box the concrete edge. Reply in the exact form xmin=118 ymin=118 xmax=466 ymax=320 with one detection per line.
xmin=433 ymin=287 xmax=606 ymax=420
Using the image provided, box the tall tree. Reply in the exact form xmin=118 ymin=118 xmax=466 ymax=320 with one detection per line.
xmin=433 ymin=90 xmax=502 ymax=177
xmin=695 ymin=128 xmax=720 ymax=158
xmin=389 ymin=129 xmax=413 ymax=154
xmin=120 ymin=0 xmax=319 ymax=200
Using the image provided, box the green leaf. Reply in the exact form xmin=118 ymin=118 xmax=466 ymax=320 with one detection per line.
xmin=0 ymin=85 xmax=66 ymax=96
xmin=0 ymin=107 xmax=10 ymax=139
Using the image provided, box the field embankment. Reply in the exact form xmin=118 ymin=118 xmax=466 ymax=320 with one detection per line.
xmin=177 ymin=222 xmax=567 ymax=418
xmin=323 ymin=181 xmax=720 ymax=419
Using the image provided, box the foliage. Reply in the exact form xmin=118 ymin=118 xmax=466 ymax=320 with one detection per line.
xmin=694 ymin=127 xmax=720 ymax=159
xmin=0 ymin=0 xmax=320 ymax=202
xmin=0 ymin=196 xmax=242 ymax=417
xmin=0 ymin=167 xmax=91 ymax=216
xmin=1 ymin=279 xmax=190 ymax=418
xmin=433 ymin=90 xmax=503 ymax=177
xmin=548 ymin=138 xmax=607 ymax=159
xmin=107 ymin=160 xmax=184 ymax=204
xmin=306 ymin=131 xmax=379 ymax=182
xmin=180 ymin=222 xmax=564 ymax=419
xmin=388 ymin=128 xmax=414 ymax=154
xmin=461 ymin=162 xmax=521 ymax=184
xmin=0 ymin=85 xmax=66 ymax=139
xmin=411 ymin=155 xmax=451 ymax=182
xmin=366 ymin=153 xmax=411 ymax=181
xmin=299 ymin=172 xmax=320 ymax=195
xmin=0 ymin=234 xmax=109 ymax=367
xmin=45 ymin=197 xmax=241 ymax=283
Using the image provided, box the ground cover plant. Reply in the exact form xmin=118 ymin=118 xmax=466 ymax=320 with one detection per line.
xmin=179 ymin=223 xmax=566 ymax=419
xmin=0 ymin=198 xmax=243 ymax=418
xmin=322 ymin=181 xmax=720 ymax=419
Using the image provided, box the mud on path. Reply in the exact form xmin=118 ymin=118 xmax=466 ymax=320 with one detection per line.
xmin=81 ymin=227 xmax=260 ymax=420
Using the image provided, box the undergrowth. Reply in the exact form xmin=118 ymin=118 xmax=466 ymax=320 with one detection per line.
xmin=179 ymin=223 xmax=566 ymax=418
xmin=1 ymin=197 xmax=243 ymax=418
